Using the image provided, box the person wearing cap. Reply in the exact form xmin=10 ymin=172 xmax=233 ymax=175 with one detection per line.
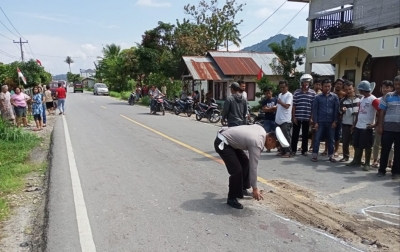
xmin=311 ymin=79 xmax=339 ymax=162
xmin=221 ymin=82 xmax=248 ymax=127
xmin=347 ymin=81 xmax=380 ymax=171
xmin=214 ymin=124 xmax=279 ymax=209
xmin=377 ymin=75 xmax=400 ymax=179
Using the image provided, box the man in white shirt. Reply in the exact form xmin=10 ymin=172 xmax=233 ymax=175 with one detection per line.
xmin=275 ymin=80 xmax=293 ymax=158
xmin=347 ymin=81 xmax=380 ymax=171
xmin=238 ymin=80 xmax=248 ymax=100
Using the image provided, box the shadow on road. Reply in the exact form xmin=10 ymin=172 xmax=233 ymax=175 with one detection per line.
xmin=180 ymin=192 xmax=255 ymax=217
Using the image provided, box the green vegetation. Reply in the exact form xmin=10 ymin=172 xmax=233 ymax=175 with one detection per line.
xmin=268 ymin=35 xmax=306 ymax=91
xmin=0 ymin=120 xmax=41 ymax=221
xmin=92 ymin=0 xmax=245 ymax=95
xmin=0 ymin=59 xmax=52 ymax=89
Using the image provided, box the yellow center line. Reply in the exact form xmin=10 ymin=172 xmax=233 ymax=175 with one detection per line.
xmin=101 ymin=106 xmax=107 ymax=109
xmin=120 ymin=114 xmax=277 ymax=188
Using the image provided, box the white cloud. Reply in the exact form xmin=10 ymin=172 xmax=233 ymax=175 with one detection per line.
xmin=135 ymin=0 xmax=171 ymax=8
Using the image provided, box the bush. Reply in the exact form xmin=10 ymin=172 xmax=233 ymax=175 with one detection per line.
xmin=0 ymin=119 xmax=38 ymax=142
xmin=109 ymin=91 xmax=121 ymax=99
xmin=140 ymin=96 xmax=151 ymax=106
xmin=121 ymin=91 xmax=131 ymax=101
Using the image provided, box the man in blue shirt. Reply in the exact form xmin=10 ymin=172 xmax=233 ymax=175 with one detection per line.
xmin=311 ymin=79 xmax=339 ymax=162
xmin=261 ymin=88 xmax=277 ymax=152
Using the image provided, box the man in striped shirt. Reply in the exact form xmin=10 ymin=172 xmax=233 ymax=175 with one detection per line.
xmin=291 ymin=74 xmax=316 ymax=156
xmin=377 ymin=76 xmax=400 ymax=179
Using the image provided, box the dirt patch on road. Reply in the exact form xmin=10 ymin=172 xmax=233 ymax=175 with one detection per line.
xmin=259 ymin=180 xmax=400 ymax=252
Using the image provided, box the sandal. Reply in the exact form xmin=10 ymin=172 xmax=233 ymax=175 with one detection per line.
xmin=281 ymin=154 xmax=292 ymax=158
xmin=329 ymin=157 xmax=337 ymax=163
xmin=301 ymin=152 xmax=308 ymax=156
xmin=311 ymin=157 xmax=318 ymax=162
xmin=276 ymin=153 xmax=282 ymax=156
xmin=334 ymin=152 xmax=339 ymax=158
xmin=308 ymin=148 xmax=313 ymax=153
xmin=321 ymin=151 xmax=328 ymax=156
xmin=33 ymin=128 xmax=41 ymax=131
xmin=371 ymin=162 xmax=379 ymax=168
xmin=339 ymin=157 xmax=349 ymax=162
xmin=43 ymin=124 xmax=46 ymax=127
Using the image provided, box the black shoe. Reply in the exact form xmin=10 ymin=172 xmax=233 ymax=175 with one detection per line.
xmin=227 ymin=198 xmax=243 ymax=209
xmin=242 ymin=190 xmax=252 ymax=197
xmin=376 ymin=172 xmax=386 ymax=177
xmin=392 ymin=174 xmax=400 ymax=180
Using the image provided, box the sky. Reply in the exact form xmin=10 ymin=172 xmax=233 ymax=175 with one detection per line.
xmin=0 ymin=0 xmax=309 ymax=76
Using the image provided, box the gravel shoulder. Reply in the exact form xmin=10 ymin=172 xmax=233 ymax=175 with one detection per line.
xmin=0 ymin=115 xmax=56 ymax=252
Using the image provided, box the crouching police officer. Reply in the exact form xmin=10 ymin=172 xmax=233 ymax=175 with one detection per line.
xmin=214 ymin=124 xmax=279 ymax=209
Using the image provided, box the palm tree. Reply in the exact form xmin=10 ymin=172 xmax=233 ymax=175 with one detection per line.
xmin=222 ymin=22 xmax=241 ymax=51
xmin=101 ymin=44 xmax=121 ymax=58
xmin=64 ymin=56 xmax=74 ymax=72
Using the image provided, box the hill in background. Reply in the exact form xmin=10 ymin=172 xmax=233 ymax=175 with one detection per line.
xmin=241 ymin=34 xmax=307 ymax=52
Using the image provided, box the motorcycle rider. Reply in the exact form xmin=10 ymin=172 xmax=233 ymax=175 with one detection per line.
xmin=149 ymin=85 xmax=164 ymax=114
xmin=221 ymin=82 xmax=248 ymax=127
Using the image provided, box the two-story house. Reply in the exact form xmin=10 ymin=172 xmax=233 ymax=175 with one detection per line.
xmin=295 ymin=0 xmax=400 ymax=97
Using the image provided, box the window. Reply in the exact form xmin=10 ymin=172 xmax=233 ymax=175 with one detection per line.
xmin=322 ymin=47 xmax=326 ymax=56
xmin=381 ymin=39 xmax=385 ymax=50
xmin=395 ymin=37 xmax=399 ymax=48
xmin=245 ymin=82 xmax=256 ymax=101
xmin=214 ymin=82 xmax=227 ymax=100
xmin=344 ymin=70 xmax=356 ymax=84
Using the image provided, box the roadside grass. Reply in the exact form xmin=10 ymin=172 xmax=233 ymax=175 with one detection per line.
xmin=109 ymin=90 xmax=150 ymax=106
xmin=84 ymin=87 xmax=94 ymax=92
xmin=0 ymin=120 xmax=41 ymax=221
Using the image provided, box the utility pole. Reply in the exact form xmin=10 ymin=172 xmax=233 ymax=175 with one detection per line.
xmin=13 ymin=37 xmax=28 ymax=62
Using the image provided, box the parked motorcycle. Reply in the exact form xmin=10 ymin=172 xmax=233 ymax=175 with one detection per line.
xmin=174 ymin=97 xmax=194 ymax=117
xmin=163 ymin=98 xmax=175 ymax=111
xmin=151 ymin=95 xmax=165 ymax=116
xmin=195 ymin=99 xmax=221 ymax=123
xmin=128 ymin=92 xmax=136 ymax=105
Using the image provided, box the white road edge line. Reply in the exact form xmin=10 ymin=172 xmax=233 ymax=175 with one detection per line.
xmin=62 ymin=116 xmax=97 ymax=252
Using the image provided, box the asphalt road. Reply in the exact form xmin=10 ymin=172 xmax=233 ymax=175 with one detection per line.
xmin=45 ymin=90 xmax=399 ymax=252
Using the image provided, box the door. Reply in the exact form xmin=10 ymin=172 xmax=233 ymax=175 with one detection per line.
xmin=370 ymin=58 xmax=398 ymax=97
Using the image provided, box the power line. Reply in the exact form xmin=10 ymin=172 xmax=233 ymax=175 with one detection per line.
xmin=254 ymin=3 xmax=308 ymax=52
xmin=0 ymin=32 xmax=12 ymax=40
xmin=0 ymin=49 xmax=19 ymax=58
xmin=24 ymin=52 xmax=98 ymax=58
xmin=0 ymin=7 xmax=36 ymax=58
xmin=220 ymin=0 xmax=287 ymax=50
xmin=0 ymin=7 xmax=24 ymax=38
xmin=0 ymin=20 xmax=18 ymax=37
xmin=240 ymin=1 xmax=287 ymax=41
xmin=13 ymin=37 xmax=28 ymax=61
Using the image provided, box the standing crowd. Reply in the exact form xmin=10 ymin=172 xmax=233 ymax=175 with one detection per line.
xmin=260 ymin=75 xmax=399 ymax=179
xmin=0 ymin=82 xmax=67 ymax=131
xmin=216 ymin=75 xmax=399 ymax=209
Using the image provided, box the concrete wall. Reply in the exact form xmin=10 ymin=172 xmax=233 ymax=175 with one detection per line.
xmin=305 ymin=28 xmax=400 ymax=74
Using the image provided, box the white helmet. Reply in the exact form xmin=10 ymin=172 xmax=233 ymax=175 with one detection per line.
xmin=300 ymin=74 xmax=313 ymax=87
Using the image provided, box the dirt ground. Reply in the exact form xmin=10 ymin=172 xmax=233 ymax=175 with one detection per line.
xmin=258 ymin=179 xmax=400 ymax=252
xmin=0 ymin=114 xmax=56 ymax=252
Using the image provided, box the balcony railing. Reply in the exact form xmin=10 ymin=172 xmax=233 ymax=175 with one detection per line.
xmin=311 ymin=8 xmax=361 ymax=42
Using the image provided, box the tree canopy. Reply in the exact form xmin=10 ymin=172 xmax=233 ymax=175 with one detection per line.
xmin=0 ymin=59 xmax=51 ymax=88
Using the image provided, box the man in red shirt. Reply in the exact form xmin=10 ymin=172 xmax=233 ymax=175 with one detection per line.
xmin=56 ymin=83 xmax=67 ymax=115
